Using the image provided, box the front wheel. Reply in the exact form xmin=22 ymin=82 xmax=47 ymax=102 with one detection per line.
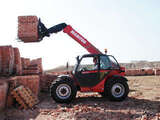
xmin=50 ymin=78 xmax=77 ymax=103
xmin=105 ymin=76 xmax=129 ymax=101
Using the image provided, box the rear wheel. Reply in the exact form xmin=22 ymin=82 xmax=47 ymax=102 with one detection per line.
xmin=105 ymin=76 xmax=129 ymax=101
xmin=50 ymin=78 xmax=77 ymax=103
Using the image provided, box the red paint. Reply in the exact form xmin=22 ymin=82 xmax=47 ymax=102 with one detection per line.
xmin=63 ymin=25 xmax=102 ymax=54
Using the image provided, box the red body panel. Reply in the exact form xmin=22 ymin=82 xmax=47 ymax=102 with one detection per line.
xmin=80 ymin=79 xmax=105 ymax=92
xmin=63 ymin=25 xmax=102 ymax=54
xmin=76 ymin=69 xmax=125 ymax=92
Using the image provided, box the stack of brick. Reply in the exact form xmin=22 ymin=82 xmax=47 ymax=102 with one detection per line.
xmin=13 ymin=47 xmax=22 ymax=75
xmin=155 ymin=69 xmax=160 ymax=75
xmin=21 ymin=58 xmax=30 ymax=69
xmin=6 ymin=78 xmax=18 ymax=108
xmin=0 ymin=45 xmax=43 ymax=109
xmin=125 ymin=69 xmax=138 ymax=76
xmin=18 ymin=16 xmax=40 ymax=43
xmin=6 ymin=75 xmax=40 ymax=108
xmin=40 ymin=73 xmax=58 ymax=92
xmin=126 ymin=69 xmax=158 ymax=76
xmin=21 ymin=58 xmax=43 ymax=75
xmin=0 ymin=81 xmax=8 ymax=111
xmin=0 ymin=46 xmax=22 ymax=76
xmin=0 ymin=46 xmax=43 ymax=76
xmin=30 ymin=58 xmax=43 ymax=74
xmin=145 ymin=69 xmax=154 ymax=75
xmin=138 ymin=69 xmax=146 ymax=76
xmin=40 ymin=71 xmax=70 ymax=92
xmin=10 ymin=75 xmax=40 ymax=96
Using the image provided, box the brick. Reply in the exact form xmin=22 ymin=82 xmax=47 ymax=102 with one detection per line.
xmin=6 ymin=94 xmax=15 ymax=108
xmin=155 ymin=69 xmax=160 ymax=75
xmin=18 ymin=16 xmax=39 ymax=42
xmin=21 ymin=58 xmax=30 ymax=69
xmin=0 ymin=81 xmax=8 ymax=111
xmin=6 ymin=77 xmax=18 ymax=107
xmin=22 ymin=69 xmax=39 ymax=75
xmin=21 ymin=58 xmax=43 ymax=75
xmin=40 ymin=73 xmax=57 ymax=92
xmin=30 ymin=58 xmax=43 ymax=74
xmin=138 ymin=69 xmax=146 ymax=76
xmin=11 ymin=75 xmax=40 ymax=96
xmin=145 ymin=69 xmax=154 ymax=75
xmin=13 ymin=48 xmax=22 ymax=75
xmin=0 ymin=46 xmax=14 ymax=76
xmin=23 ymin=65 xmax=39 ymax=70
xmin=18 ymin=16 xmax=38 ymax=23
xmin=0 ymin=47 xmax=2 ymax=73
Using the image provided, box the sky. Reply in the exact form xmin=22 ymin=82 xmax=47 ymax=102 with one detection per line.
xmin=0 ymin=0 xmax=159 ymax=70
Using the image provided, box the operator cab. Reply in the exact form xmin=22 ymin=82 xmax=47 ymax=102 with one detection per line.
xmin=74 ymin=54 xmax=120 ymax=73
xmin=73 ymin=54 xmax=123 ymax=87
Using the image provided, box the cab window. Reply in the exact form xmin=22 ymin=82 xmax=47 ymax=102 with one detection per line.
xmin=77 ymin=56 xmax=98 ymax=71
xmin=100 ymin=56 xmax=111 ymax=70
xmin=108 ymin=56 xmax=119 ymax=69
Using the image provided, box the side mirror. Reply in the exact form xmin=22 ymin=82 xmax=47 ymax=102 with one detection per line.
xmin=76 ymin=56 xmax=80 ymax=63
xmin=66 ymin=62 xmax=69 ymax=70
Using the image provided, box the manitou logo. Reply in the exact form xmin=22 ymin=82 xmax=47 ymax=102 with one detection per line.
xmin=70 ymin=30 xmax=87 ymax=44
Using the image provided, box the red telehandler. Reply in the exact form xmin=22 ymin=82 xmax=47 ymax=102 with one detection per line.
xmin=30 ymin=20 xmax=129 ymax=103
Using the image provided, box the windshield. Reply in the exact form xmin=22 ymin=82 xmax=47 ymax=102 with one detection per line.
xmin=100 ymin=55 xmax=111 ymax=69
xmin=99 ymin=55 xmax=120 ymax=70
xmin=108 ymin=55 xmax=120 ymax=69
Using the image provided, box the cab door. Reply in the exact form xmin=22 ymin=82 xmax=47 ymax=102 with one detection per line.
xmin=75 ymin=56 xmax=100 ymax=87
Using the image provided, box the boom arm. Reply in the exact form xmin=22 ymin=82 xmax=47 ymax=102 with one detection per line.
xmin=38 ymin=21 xmax=102 ymax=54
xmin=63 ymin=25 xmax=102 ymax=54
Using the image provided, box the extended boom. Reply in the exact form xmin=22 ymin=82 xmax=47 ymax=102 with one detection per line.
xmin=38 ymin=20 xmax=102 ymax=54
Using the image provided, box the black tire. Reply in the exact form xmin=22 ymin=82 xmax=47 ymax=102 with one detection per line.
xmin=104 ymin=76 xmax=129 ymax=101
xmin=50 ymin=77 xmax=77 ymax=103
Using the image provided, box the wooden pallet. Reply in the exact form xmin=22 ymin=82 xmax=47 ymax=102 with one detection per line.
xmin=11 ymin=87 xmax=28 ymax=109
xmin=11 ymin=85 xmax=39 ymax=109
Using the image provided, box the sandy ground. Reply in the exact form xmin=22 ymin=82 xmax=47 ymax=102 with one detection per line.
xmin=1 ymin=76 xmax=160 ymax=120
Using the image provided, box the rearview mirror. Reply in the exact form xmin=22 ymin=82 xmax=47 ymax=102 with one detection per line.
xmin=76 ymin=56 xmax=80 ymax=63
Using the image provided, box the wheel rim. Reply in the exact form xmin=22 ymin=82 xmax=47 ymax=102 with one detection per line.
xmin=111 ymin=83 xmax=125 ymax=98
xmin=56 ymin=84 xmax=71 ymax=99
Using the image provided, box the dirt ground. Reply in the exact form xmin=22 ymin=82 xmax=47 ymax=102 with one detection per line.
xmin=1 ymin=76 xmax=160 ymax=120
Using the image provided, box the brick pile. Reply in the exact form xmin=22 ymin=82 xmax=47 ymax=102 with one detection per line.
xmin=6 ymin=78 xmax=18 ymax=108
xmin=0 ymin=45 xmax=43 ymax=110
xmin=10 ymin=75 xmax=40 ymax=96
xmin=40 ymin=71 xmax=71 ymax=92
xmin=18 ymin=16 xmax=39 ymax=43
xmin=125 ymin=69 xmax=157 ymax=76
xmin=0 ymin=46 xmax=15 ymax=76
xmin=0 ymin=81 xmax=8 ymax=111
xmin=145 ymin=69 xmax=155 ymax=75
xmin=0 ymin=46 xmax=43 ymax=76
xmin=155 ymin=69 xmax=160 ymax=75
xmin=30 ymin=58 xmax=43 ymax=74
xmin=21 ymin=58 xmax=43 ymax=75
xmin=13 ymin=47 xmax=22 ymax=75
xmin=5 ymin=75 xmax=40 ymax=108
xmin=40 ymin=73 xmax=58 ymax=92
